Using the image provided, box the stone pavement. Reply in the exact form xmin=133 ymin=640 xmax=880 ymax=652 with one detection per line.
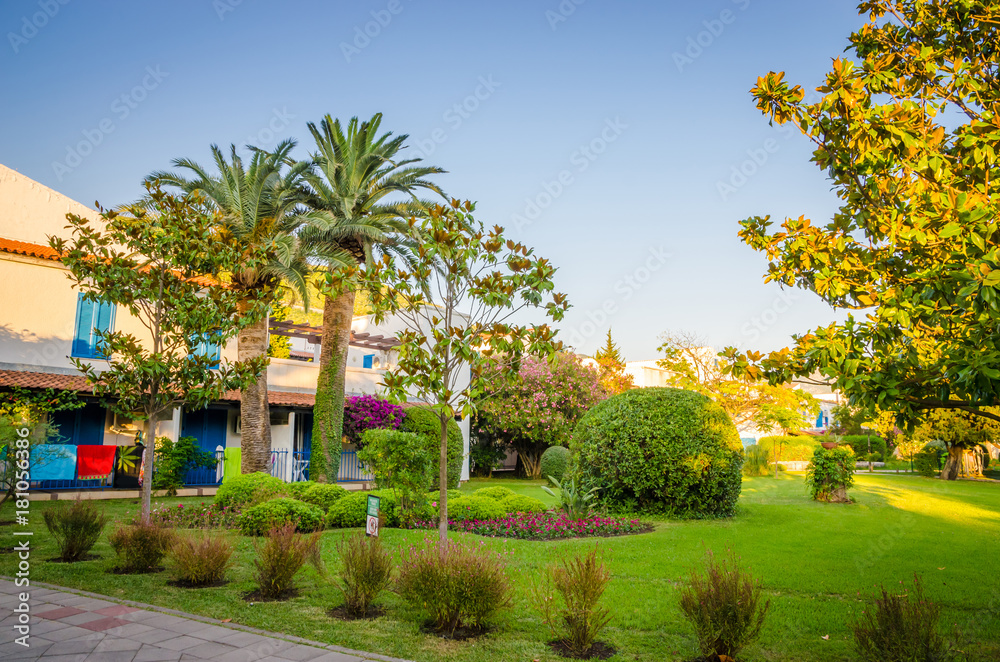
xmin=0 ymin=579 xmax=410 ymax=662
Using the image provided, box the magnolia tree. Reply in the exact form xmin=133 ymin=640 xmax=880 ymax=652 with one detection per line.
xmin=360 ymin=200 xmax=568 ymax=548
xmin=475 ymin=353 xmax=605 ymax=477
xmin=51 ymin=187 xmax=267 ymax=521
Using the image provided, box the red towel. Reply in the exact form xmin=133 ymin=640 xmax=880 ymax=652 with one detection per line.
xmin=76 ymin=445 xmax=117 ymax=479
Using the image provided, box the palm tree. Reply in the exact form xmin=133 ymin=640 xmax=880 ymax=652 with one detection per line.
xmin=148 ymin=141 xmax=330 ymax=473
xmin=299 ymin=113 xmax=445 ymax=482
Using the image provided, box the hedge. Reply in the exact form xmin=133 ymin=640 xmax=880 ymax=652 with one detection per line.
xmin=237 ymin=498 xmax=325 ymax=536
xmin=473 ymin=486 xmax=516 ymax=501
xmin=297 ymin=483 xmax=349 ymax=512
xmin=400 ymin=407 xmax=464 ymax=489
xmin=499 ymin=494 xmax=548 ymax=514
xmin=215 ymin=472 xmax=287 ymax=510
xmin=447 ymin=495 xmax=507 ymax=522
xmin=327 ymin=490 xmax=402 ymax=528
xmin=756 ymin=436 xmax=822 ymax=462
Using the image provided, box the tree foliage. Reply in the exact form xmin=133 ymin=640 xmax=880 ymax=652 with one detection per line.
xmin=593 ymin=329 xmax=634 ymax=395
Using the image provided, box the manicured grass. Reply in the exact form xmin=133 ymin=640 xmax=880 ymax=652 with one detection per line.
xmin=3 ymin=474 xmax=998 ymax=661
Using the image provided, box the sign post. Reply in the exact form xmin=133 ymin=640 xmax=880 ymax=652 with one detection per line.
xmin=365 ymin=494 xmax=380 ymax=537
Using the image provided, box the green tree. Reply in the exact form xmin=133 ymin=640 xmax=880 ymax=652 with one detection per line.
xmin=912 ymin=409 xmax=999 ymax=480
xmin=593 ymin=329 xmax=633 ymax=395
xmin=723 ymin=2 xmax=1000 ymax=432
xmin=360 ymin=200 xmax=568 ymax=548
xmin=149 ymin=141 xmax=324 ymax=474
xmin=299 ymin=114 xmax=444 ymax=483
xmin=50 ymin=187 xmax=266 ymax=521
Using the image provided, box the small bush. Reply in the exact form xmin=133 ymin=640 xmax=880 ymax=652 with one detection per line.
xmin=215 ymin=472 xmax=287 ymax=510
xmin=756 ymin=435 xmax=822 ymax=462
xmin=540 ymin=445 xmax=571 ymax=482
xmin=358 ymin=429 xmax=432 ymax=525
xmin=336 ymin=533 xmax=393 ymax=616
xmin=448 ymin=495 xmax=507 ymax=522
xmin=327 ymin=490 xmax=401 ymax=528
xmin=538 ymin=549 xmax=612 ymax=657
xmin=400 ymin=406 xmax=465 ymax=489
xmin=153 ymin=435 xmax=217 ymax=495
xmin=252 ymin=523 xmax=321 ymax=599
xmin=473 ymin=486 xmax=516 ymax=501
xmin=915 ymin=449 xmax=942 ymax=477
xmin=742 ymin=444 xmax=771 ymax=477
xmin=396 ymin=540 xmax=513 ymax=635
xmin=679 ymin=550 xmax=770 ymax=660
xmin=838 ymin=435 xmax=888 ymax=460
xmin=298 ymin=483 xmax=348 ymax=512
xmin=109 ymin=522 xmax=176 ymax=573
xmin=238 ymin=498 xmax=325 ymax=536
xmin=168 ymin=533 xmax=234 ymax=586
xmin=851 ymin=575 xmax=952 ymax=662
xmin=499 ymin=494 xmax=548 ymax=514
xmin=805 ymin=447 xmax=856 ymax=502
xmin=43 ymin=499 xmax=107 ymax=562
xmin=284 ymin=481 xmax=316 ymax=499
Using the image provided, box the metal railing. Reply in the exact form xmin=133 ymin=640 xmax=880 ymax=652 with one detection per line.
xmin=338 ymin=450 xmax=373 ymax=483
xmin=182 ymin=450 xmax=226 ymax=487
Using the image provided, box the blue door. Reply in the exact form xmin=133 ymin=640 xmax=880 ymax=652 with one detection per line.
xmin=51 ymin=403 xmax=106 ymax=445
xmin=180 ymin=408 xmax=228 ymax=485
xmin=294 ymin=412 xmax=312 ymax=481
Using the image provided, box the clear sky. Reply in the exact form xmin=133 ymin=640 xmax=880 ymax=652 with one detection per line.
xmin=0 ymin=0 xmax=864 ymax=361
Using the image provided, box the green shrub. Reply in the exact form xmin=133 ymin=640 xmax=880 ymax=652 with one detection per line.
xmin=838 ymin=435 xmax=888 ymax=459
xmin=426 ymin=489 xmax=462 ymax=503
xmin=238 ymin=498 xmax=325 ymax=536
xmin=42 ymin=499 xmax=107 ymax=562
xmin=336 ymin=532 xmax=393 ymax=617
xmin=805 ymin=447 xmax=856 ymax=502
xmin=167 ymin=533 xmax=234 ymax=586
xmin=153 ymin=436 xmax=217 ymax=495
xmin=215 ymin=472 xmax=287 ymax=510
xmin=573 ymin=388 xmax=744 ymax=518
xmin=358 ymin=429 xmax=433 ymax=525
xmin=540 ymin=445 xmax=571 ymax=482
xmin=473 ymin=485 xmax=516 ymax=501
xmin=742 ymin=444 xmax=771 ymax=477
xmin=252 ymin=523 xmax=320 ymax=599
xmin=679 ymin=550 xmax=770 ymax=660
xmin=400 ymin=406 xmax=464 ymax=489
xmin=284 ymin=481 xmax=316 ymax=499
xmin=851 ymin=575 xmax=952 ymax=662
xmin=538 ymin=549 xmax=612 ymax=657
xmin=397 ymin=540 xmax=513 ymax=635
xmin=448 ymin=495 xmax=506 ymax=521
xmin=109 ymin=522 xmax=176 ymax=573
xmin=327 ymin=490 xmax=401 ymax=528
xmin=298 ymin=483 xmax=348 ymax=512
xmin=915 ymin=449 xmax=942 ymax=477
xmin=756 ymin=435 xmax=821 ymax=462
xmin=499 ymin=494 xmax=548 ymax=514
xmin=542 ymin=475 xmax=600 ymax=519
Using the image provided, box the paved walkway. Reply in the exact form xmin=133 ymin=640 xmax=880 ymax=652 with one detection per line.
xmin=0 ymin=579 xmax=409 ymax=662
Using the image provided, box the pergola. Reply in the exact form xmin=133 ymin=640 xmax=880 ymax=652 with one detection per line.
xmin=268 ymin=320 xmax=400 ymax=352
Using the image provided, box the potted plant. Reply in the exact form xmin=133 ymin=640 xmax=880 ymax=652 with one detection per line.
xmin=820 ymin=434 xmax=841 ymax=450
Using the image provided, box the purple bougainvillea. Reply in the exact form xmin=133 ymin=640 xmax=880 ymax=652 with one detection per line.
xmin=344 ymin=394 xmax=405 ymax=446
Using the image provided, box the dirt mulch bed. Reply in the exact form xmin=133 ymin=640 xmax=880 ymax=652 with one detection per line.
xmin=327 ymin=604 xmax=385 ymax=621
xmin=242 ymin=588 xmax=299 ymax=603
xmin=420 ymin=622 xmax=493 ymax=641
xmin=166 ymin=578 xmax=230 ymax=589
xmin=548 ymin=640 xmax=618 ymax=660
xmin=46 ymin=554 xmax=102 ymax=563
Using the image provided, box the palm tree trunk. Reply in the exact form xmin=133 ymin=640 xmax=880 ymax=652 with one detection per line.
xmin=312 ymin=289 xmax=355 ymax=483
xmin=239 ymin=302 xmax=272 ymax=474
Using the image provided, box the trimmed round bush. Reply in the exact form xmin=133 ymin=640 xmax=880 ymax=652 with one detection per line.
xmin=499 ymin=494 xmax=547 ymax=514
xmin=284 ymin=481 xmax=316 ymax=499
xmin=474 ymin=486 xmax=516 ymax=501
xmin=298 ymin=484 xmax=349 ymax=512
xmin=327 ymin=490 xmax=401 ymax=528
xmin=837 ymin=435 xmax=888 ymax=459
xmin=238 ymin=498 xmax=325 ymax=536
xmin=400 ymin=407 xmax=464 ymax=489
xmin=215 ymin=472 xmax=287 ymax=510
xmin=539 ymin=445 xmax=570 ymax=482
xmin=425 ymin=489 xmax=462 ymax=503
xmin=573 ymin=387 xmax=744 ymax=518
xmin=447 ymin=495 xmax=506 ymax=522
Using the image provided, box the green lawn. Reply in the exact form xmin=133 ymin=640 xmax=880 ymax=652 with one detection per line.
xmin=3 ymin=474 xmax=998 ymax=661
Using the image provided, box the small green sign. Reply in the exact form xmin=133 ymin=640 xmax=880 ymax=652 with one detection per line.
xmin=366 ymin=495 xmax=380 ymax=518
xmin=366 ymin=495 xmax=381 ymax=537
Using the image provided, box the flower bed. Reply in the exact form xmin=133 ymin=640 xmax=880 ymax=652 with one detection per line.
xmin=415 ymin=512 xmax=652 ymax=541
xmin=139 ymin=502 xmax=241 ymax=530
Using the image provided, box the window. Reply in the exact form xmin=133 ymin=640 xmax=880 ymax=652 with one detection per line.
xmin=362 ymin=354 xmax=375 ymax=369
xmin=72 ymin=293 xmax=115 ymax=359
xmin=192 ymin=333 xmax=221 ymax=366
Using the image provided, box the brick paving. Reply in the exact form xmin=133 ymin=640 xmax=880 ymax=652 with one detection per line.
xmin=1 ymin=579 xmax=410 ymax=662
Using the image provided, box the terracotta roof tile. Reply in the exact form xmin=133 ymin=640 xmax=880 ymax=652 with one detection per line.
xmin=0 ymin=238 xmax=61 ymax=262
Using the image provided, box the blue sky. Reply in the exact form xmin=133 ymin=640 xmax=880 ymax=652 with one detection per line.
xmin=0 ymin=0 xmax=864 ymax=360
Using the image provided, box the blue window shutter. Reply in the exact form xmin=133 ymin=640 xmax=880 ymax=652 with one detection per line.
xmin=816 ymin=411 xmax=824 ymax=427
xmin=193 ymin=334 xmax=221 ymax=367
xmin=363 ymin=354 xmax=374 ymax=369
xmin=93 ymin=301 xmax=115 ymax=358
xmin=72 ymin=294 xmax=96 ymax=357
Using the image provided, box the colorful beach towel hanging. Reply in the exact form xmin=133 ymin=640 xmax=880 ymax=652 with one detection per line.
xmin=30 ymin=444 xmax=78 ymax=481
xmin=76 ymin=445 xmax=117 ymax=479
xmin=223 ymin=447 xmax=241 ymax=482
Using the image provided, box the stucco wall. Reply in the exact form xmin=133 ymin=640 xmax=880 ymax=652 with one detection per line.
xmin=0 ymin=164 xmax=99 ymax=245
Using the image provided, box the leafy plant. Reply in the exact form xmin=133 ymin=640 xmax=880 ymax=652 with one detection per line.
xmin=237 ymin=498 xmax=325 ymax=536
xmin=42 ymin=499 xmax=107 ymax=562
xmin=914 ymin=448 xmax=942 ymax=478
xmin=469 ymin=434 xmax=508 ymax=477
xmin=678 ymin=550 xmax=770 ymax=660
xmin=851 ymin=574 xmax=954 ymax=662
xmin=398 ymin=407 xmax=464 ymax=490
xmin=357 ymin=429 xmax=432 ymax=526
xmin=167 ymin=532 xmax=234 ymax=586
xmin=109 ymin=522 xmax=176 ymax=573
xmin=396 ymin=539 xmax=513 ymax=635
xmin=499 ymin=494 xmax=547 ymax=514
xmin=327 ymin=490 xmax=402 ymax=528
xmin=153 ymin=435 xmax=217 ymax=495
xmin=297 ymin=483 xmax=348 ymax=512
xmin=537 ymin=549 xmax=613 ymax=657
xmin=742 ymin=444 xmax=771 ymax=477
xmin=214 ymin=472 xmax=287 ymax=510
xmin=542 ymin=475 xmax=600 ymax=519
xmin=252 ymin=523 xmax=321 ymax=599
xmin=539 ymin=445 xmax=571 ymax=483
xmin=447 ymin=495 xmax=507 ymax=522
xmin=336 ymin=532 xmax=393 ymax=617
xmin=343 ymin=394 xmax=405 ymax=447
xmin=473 ymin=486 xmax=516 ymax=501
xmin=805 ymin=446 xmax=856 ymax=502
